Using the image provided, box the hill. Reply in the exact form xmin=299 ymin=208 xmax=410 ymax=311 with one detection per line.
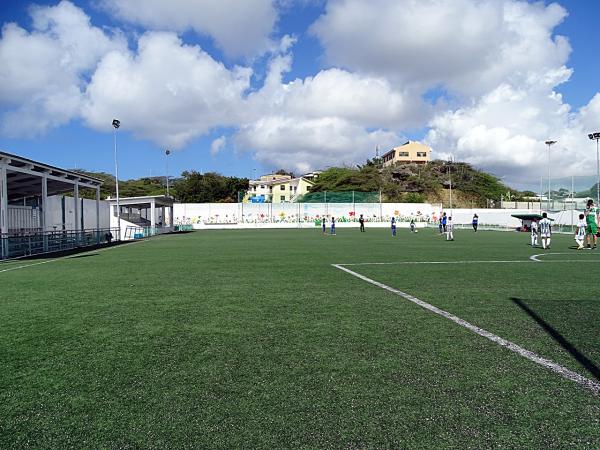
xmin=307 ymin=160 xmax=521 ymax=207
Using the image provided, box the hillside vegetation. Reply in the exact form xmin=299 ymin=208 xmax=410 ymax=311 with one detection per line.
xmin=308 ymin=160 xmax=520 ymax=207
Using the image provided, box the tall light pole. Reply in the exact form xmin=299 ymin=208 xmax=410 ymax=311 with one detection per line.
xmin=588 ymin=132 xmax=600 ymax=206
xmin=165 ymin=149 xmax=171 ymax=197
xmin=545 ymin=140 xmax=557 ymax=211
xmin=448 ymin=154 xmax=454 ymax=214
xmin=112 ymin=119 xmax=121 ymax=241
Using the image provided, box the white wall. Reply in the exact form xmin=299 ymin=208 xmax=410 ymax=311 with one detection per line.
xmin=173 ymin=203 xmax=583 ymax=229
xmin=45 ymin=195 xmax=110 ymax=231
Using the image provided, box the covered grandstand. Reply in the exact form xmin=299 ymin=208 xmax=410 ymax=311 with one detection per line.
xmin=0 ymin=150 xmax=113 ymax=259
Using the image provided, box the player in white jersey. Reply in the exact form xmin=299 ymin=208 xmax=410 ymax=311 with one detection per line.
xmin=530 ymin=219 xmax=539 ymax=247
xmin=539 ymin=212 xmax=552 ymax=249
xmin=575 ymin=213 xmax=586 ymax=250
xmin=446 ymin=217 xmax=454 ymax=241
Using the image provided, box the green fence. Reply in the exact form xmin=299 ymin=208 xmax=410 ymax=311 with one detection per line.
xmin=297 ymin=191 xmax=380 ymax=203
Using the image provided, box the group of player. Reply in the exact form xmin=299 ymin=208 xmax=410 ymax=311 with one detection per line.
xmin=530 ymin=199 xmax=599 ymax=250
xmin=321 ymin=214 xmax=419 ymax=236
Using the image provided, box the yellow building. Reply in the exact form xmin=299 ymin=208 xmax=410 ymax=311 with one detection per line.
xmin=381 ymin=141 xmax=432 ymax=167
xmin=246 ymin=173 xmax=315 ymax=203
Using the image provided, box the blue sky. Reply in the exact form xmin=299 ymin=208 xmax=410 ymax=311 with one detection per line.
xmin=0 ymin=0 xmax=599 ymax=189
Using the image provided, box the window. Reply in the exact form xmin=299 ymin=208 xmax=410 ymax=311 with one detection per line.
xmin=417 ymin=151 xmax=427 ymax=157
xmin=280 ymin=196 xmax=286 ymax=201
xmin=290 ymin=186 xmax=293 ymax=191
xmin=260 ymin=185 xmax=265 ymax=189
xmin=280 ymin=185 xmax=285 ymax=190
xmin=398 ymin=151 xmax=409 ymax=157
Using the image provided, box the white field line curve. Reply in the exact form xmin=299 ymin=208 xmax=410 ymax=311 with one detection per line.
xmin=332 ymin=263 xmax=600 ymax=397
xmin=0 ymin=240 xmax=146 ymax=274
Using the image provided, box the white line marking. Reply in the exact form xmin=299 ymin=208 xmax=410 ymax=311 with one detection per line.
xmin=332 ymin=263 xmax=600 ymax=396
xmin=0 ymin=240 xmax=146 ymax=274
xmin=340 ymin=260 xmax=528 ymax=266
xmin=529 ymin=252 xmax=565 ymax=262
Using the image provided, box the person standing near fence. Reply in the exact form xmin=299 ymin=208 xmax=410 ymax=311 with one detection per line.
xmin=391 ymin=217 xmax=397 ymax=236
xmin=322 ymin=217 xmax=327 ymax=235
xmin=331 ymin=217 xmax=336 ymax=236
xmin=359 ymin=214 xmax=365 ymax=232
xmin=472 ymin=214 xmax=478 ymax=232
xmin=442 ymin=212 xmax=447 ymax=233
xmin=585 ymin=199 xmax=598 ymax=249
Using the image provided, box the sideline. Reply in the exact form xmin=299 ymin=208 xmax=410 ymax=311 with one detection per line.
xmin=332 ymin=263 xmax=600 ymax=397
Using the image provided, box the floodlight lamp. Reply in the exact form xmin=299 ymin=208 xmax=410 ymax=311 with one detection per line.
xmin=545 ymin=140 xmax=557 ymax=146
xmin=589 ymin=134 xmax=595 ymax=140
xmin=165 ymin=149 xmax=171 ymax=156
xmin=593 ymin=132 xmax=600 ymax=139
xmin=112 ymin=119 xmax=120 ymax=129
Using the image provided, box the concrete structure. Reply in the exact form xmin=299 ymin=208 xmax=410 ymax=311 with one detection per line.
xmin=0 ymin=150 xmax=104 ymax=259
xmin=108 ymin=195 xmax=174 ymax=239
xmin=246 ymin=173 xmax=315 ymax=203
xmin=382 ymin=141 xmax=432 ymax=167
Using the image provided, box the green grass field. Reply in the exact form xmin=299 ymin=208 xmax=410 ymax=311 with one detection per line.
xmin=1 ymin=228 xmax=599 ymax=448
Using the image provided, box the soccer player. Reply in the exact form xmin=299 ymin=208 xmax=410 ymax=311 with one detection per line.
xmin=584 ymin=199 xmax=598 ymax=249
xmin=391 ymin=217 xmax=397 ymax=236
xmin=409 ymin=219 xmax=416 ymax=232
xmin=530 ymin=219 xmax=539 ymax=247
xmin=441 ymin=212 xmax=447 ymax=233
xmin=359 ymin=214 xmax=365 ymax=232
xmin=330 ymin=216 xmax=336 ymax=236
xmin=446 ymin=216 xmax=454 ymax=241
xmin=575 ymin=213 xmax=586 ymax=250
xmin=472 ymin=214 xmax=478 ymax=232
xmin=539 ymin=212 xmax=551 ymax=249
xmin=322 ymin=217 xmax=327 ymax=235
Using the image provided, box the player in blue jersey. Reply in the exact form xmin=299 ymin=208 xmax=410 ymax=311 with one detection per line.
xmin=391 ymin=217 xmax=397 ymax=236
xmin=330 ymin=216 xmax=336 ymax=235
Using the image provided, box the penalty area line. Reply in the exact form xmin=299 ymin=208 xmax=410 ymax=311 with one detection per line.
xmin=332 ymin=263 xmax=600 ymax=397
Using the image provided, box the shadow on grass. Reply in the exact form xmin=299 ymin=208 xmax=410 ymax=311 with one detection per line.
xmin=511 ymin=297 xmax=600 ymax=381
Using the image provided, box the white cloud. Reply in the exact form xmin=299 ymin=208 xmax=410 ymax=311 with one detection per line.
xmin=81 ymin=32 xmax=252 ymax=148
xmin=425 ymin=80 xmax=599 ymax=186
xmin=210 ymin=135 xmax=227 ymax=156
xmin=101 ymin=0 xmax=278 ymax=58
xmin=311 ymin=0 xmax=570 ymax=97
xmin=233 ymin=45 xmax=413 ymax=171
xmin=236 ymin=116 xmax=399 ymax=174
xmin=0 ymin=1 xmax=125 ymax=136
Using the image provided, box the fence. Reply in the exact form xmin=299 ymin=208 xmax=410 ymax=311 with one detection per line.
xmin=0 ymin=227 xmax=119 ymax=260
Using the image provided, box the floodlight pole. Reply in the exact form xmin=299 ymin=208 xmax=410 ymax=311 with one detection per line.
xmin=545 ymin=140 xmax=557 ymax=211
xmin=165 ymin=149 xmax=171 ymax=197
xmin=112 ymin=119 xmax=121 ymax=241
xmin=590 ymin=133 xmax=600 ymax=206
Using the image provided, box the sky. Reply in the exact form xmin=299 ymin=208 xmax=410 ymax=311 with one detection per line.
xmin=0 ymin=0 xmax=599 ymax=191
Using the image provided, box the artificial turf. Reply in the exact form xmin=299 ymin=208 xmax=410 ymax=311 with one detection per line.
xmin=1 ymin=228 xmax=599 ymax=448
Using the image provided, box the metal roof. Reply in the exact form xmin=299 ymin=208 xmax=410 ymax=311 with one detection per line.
xmin=0 ymin=150 xmax=103 ymax=201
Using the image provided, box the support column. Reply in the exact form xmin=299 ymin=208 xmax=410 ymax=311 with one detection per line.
xmin=42 ymin=176 xmax=48 ymax=252
xmin=74 ymin=181 xmax=79 ymax=244
xmin=150 ymin=199 xmax=156 ymax=235
xmin=0 ymin=164 xmax=8 ymax=258
xmin=161 ymin=206 xmax=165 ymax=228
xmin=96 ymin=186 xmax=100 ymax=244
xmin=170 ymin=206 xmax=174 ymax=230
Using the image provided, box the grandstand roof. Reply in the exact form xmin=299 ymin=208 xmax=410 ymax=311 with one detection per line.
xmin=0 ymin=150 xmax=103 ymax=201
